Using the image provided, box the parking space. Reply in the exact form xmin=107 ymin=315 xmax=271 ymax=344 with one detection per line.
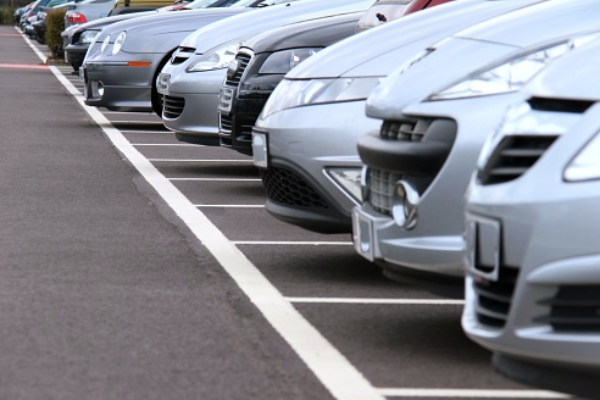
xmin=16 ymin=29 xmax=576 ymax=400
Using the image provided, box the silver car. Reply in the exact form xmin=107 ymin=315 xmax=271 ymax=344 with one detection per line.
xmin=250 ymin=0 xmax=545 ymax=234
xmin=81 ymin=4 xmax=251 ymax=113
xmin=462 ymin=38 xmax=600 ymax=399
xmin=157 ymin=0 xmax=374 ymax=145
xmin=353 ymin=0 xmax=600 ymax=296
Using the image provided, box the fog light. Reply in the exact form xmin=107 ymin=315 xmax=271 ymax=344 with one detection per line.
xmin=97 ymin=82 xmax=104 ymax=97
xmin=392 ymin=180 xmax=419 ymax=229
xmin=327 ymin=167 xmax=362 ymax=203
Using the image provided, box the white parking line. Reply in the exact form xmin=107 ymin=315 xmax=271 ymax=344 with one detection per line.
xmin=121 ymin=130 xmax=172 ymax=134
xmin=195 ymin=204 xmax=265 ymax=208
xmin=377 ymin=388 xmax=569 ymax=398
xmin=133 ymin=143 xmax=201 ymax=147
xmin=148 ymin=159 xmax=253 ymax=162
xmin=45 ymin=64 xmax=385 ymax=400
xmin=286 ymin=298 xmax=465 ymax=305
xmin=233 ymin=241 xmax=352 ymax=245
xmin=170 ymin=177 xmax=261 ymax=182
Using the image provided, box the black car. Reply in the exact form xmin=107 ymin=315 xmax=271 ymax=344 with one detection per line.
xmin=217 ymin=12 xmax=363 ymax=155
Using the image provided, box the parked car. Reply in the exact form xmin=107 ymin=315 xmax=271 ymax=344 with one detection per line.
xmin=14 ymin=2 xmax=34 ymax=25
xmin=353 ymin=0 xmax=600 ymax=296
xmin=31 ymin=0 xmax=73 ymax=44
xmin=462 ymin=37 xmax=600 ymax=399
xmin=62 ymin=11 xmax=153 ymax=72
xmin=249 ymin=0 xmax=544 ymax=234
xmin=62 ymin=0 xmax=237 ymax=73
xmin=157 ymin=0 xmax=372 ymax=132
xmin=81 ymin=5 xmax=254 ymax=112
xmin=218 ymin=0 xmax=417 ymax=155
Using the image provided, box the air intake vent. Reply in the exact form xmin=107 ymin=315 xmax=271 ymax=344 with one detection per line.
xmin=162 ymin=95 xmax=185 ymax=119
xmin=478 ymin=135 xmax=557 ymax=185
xmin=380 ymin=118 xmax=430 ymax=141
xmin=225 ymin=52 xmax=252 ymax=87
xmin=260 ymin=167 xmax=328 ymax=209
xmin=473 ymin=266 xmax=519 ymax=329
xmin=536 ymin=285 xmax=600 ymax=332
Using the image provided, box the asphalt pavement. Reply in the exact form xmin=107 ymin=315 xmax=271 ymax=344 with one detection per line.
xmin=0 ymin=25 xmax=579 ymax=400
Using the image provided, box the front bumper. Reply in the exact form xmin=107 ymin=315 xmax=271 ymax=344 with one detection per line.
xmin=353 ymin=93 xmax=525 ymax=287
xmin=158 ymin=67 xmax=225 ymax=145
xmin=462 ymin=103 xmax=600 ymax=398
xmin=82 ymin=56 xmax=156 ymax=112
xmin=65 ymin=43 xmax=89 ymax=69
xmin=254 ymin=100 xmax=380 ymax=234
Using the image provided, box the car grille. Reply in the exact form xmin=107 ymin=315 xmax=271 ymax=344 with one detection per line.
xmin=478 ymin=135 xmax=558 ymax=185
xmin=367 ymin=168 xmax=402 ymax=216
xmin=219 ymin=114 xmax=233 ymax=145
xmin=380 ymin=118 xmax=430 ymax=141
xmin=225 ymin=51 xmax=252 ymax=87
xmin=536 ymin=285 xmax=600 ymax=332
xmin=365 ymin=118 xmax=432 ymax=215
xmin=163 ymin=95 xmax=185 ymax=119
xmin=171 ymin=46 xmax=195 ymax=65
xmin=473 ymin=266 xmax=519 ymax=329
xmin=260 ymin=167 xmax=328 ymax=209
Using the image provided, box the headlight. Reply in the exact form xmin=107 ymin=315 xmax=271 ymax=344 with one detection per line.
xmin=259 ymin=48 xmax=320 ymax=74
xmin=478 ymin=100 xmax=583 ymax=173
xmin=100 ymin=35 xmax=110 ymax=53
xmin=260 ymin=77 xmax=380 ymax=119
xmin=326 ymin=168 xmax=362 ymax=203
xmin=564 ymin=130 xmax=600 ymax=182
xmin=187 ymin=40 xmax=240 ymax=72
xmin=112 ymin=31 xmax=126 ymax=56
xmin=78 ymin=30 xmax=99 ymax=45
xmin=430 ymin=33 xmax=600 ymax=101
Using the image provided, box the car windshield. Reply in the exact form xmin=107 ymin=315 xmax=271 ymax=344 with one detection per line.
xmin=185 ymin=0 xmax=232 ymax=8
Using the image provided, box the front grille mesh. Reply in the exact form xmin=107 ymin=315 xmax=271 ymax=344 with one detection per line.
xmin=478 ymin=135 xmax=558 ymax=185
xmin=536 ymin=285 xmax=600 ymax=332
xmin=162 ymin=95 xmax=185 ymax=119
xmin=225 ymin=52 xmax=252 ymax=87
xmin=473 ymin=266 xmax=519 ymax=329
xmin=260 ymin=167 xmax=328 ymax=209
xmin=368 ymin=169 xmax=402 ymax=216
xmin=380 ymin=118 xmax=430 ymax=141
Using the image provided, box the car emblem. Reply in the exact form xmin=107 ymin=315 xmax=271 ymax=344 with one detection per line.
xmin=227 ymin=59 xmax=239 ymax=80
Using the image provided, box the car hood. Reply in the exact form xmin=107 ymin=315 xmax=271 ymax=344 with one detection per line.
xmin=526 ymin=38 xmax=600 ymax=102
xmin=242 ymin=12 xmax=363 ymax=54
xmin=366 ymin=0 xmax=600 ymax=120
xmin=179 ymin=0 xmax=373 ymax=54
xmin=286 ymin=0 xmax=546 ymax=80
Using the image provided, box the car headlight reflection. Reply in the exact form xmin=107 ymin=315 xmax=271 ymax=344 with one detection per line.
xmin=187 ymin=40 xmax=240 ymax=72
xmin=259 ymin=48 xmax=320 ymax=74
xmin=112 ymin=31 xmax=126 ymax=56
xmin=261 ymin=77 xmax=380 ymax=119
xmin=78 ymin=29 xmax=99 ymax=45
xmin=430 ymin=33 xmax=600 ymax=101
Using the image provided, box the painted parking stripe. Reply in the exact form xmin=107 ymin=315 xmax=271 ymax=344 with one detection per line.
xmin=170 ymin=177 xmax=261 ymax=182
xmin=286 ymin=298 xmax=465 ymax=305
xmin=45 ymin=65 xmax=385 ymax=400
xmin=0 ymin=63 xmax=48 ymax=70
xmin=233 ymin=241 xmax=351 ymax=245
xmin=148 ymin=159 xmax=253 ymax=162
xmin=376 ymin=388 xmax=569 ymax=398
xmin=194 ymin=204 xmax=265 ymax=208
xmin=18 ymin=28 xmax=48 ymax=63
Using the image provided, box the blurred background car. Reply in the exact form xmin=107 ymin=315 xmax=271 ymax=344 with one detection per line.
xmin=216 ymin=12 xmax=368 ymax=152
xmin=62 ymin=0 xmax=239 ymax=74
xmin=353 ymin=0 xmax=599 ymax=297
xmin=462 ymin=37 xmax=600 ymax=400
xmin=250 ymin=0 xmax=543 ymax=235
xmin=81 ymin=4 xmax=254 ymax=112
